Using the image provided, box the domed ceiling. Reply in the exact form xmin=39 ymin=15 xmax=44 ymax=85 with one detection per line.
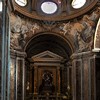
xmin=11 ymin=0 xmax=98 ymax=21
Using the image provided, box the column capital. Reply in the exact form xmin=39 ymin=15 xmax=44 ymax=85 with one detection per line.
xmin=34 ymin=65 xmax=38 ymax=69
xmin=10 ymin=49 xmax=26 ymax=58
xmin=71 ymin=51 xmax=94 ymax=60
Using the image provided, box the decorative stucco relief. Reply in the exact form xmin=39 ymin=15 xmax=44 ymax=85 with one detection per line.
xmin=10 ymin=13 xmax=40 ymax=50
xmin=60 ymin=7 xmax=100 ymax=52
xmin=10 ymin=14 xmax=59 ymax=50
xmin=10 ymin=7 xmax=100 ymax=53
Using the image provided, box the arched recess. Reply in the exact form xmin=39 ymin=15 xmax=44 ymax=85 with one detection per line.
xmin=24 ymin=32 xmax=74 ymax=99
xmin=93 ymin=18 xmax=100 ymax=52
xmin=25 ymin=32 xmax=74 ymax=58
xmin=93 ymin=18 xmax=100 ymax=100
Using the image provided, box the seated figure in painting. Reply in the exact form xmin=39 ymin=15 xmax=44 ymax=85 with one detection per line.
xmin=39 ymin=70 xmax=55 ymax=95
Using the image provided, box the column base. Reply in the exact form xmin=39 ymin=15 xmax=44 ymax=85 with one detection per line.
xmin=57 ymin=93 xmax=60 ymax=96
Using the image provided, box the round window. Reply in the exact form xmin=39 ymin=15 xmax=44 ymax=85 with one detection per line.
xmin=41 ymin=1 xmax=58 ymax=14
xmin=15 ymin=0 xmax=27 ymax=7
xmin=72 ymin=0 xmax=86 ymax=9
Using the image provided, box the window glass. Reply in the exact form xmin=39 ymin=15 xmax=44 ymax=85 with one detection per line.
xmin=41 ymin=1 xmax=58 ymax=14
xmin=0 ymin=2 xmax=2 ymax=12
xmin=15 ymin=0 xmax=27 ymax=6
xmin=72 ymin=0 xmax=86 ymax=9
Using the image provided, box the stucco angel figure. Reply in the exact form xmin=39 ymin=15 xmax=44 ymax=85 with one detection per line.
xmin=10 ymin=16 xmax=22 ymax=49
xmin=81 ymin=15 xmax=95 ymax=42
xmin=70 ymin=22 xmax=85 ymax=51
xmin=10 ymin=16 xmax=22 ymax=33
xmin=90 ymin=7 xmax=100 ymax=21
xmin=60 ymin=22 xmax=72 ymax=35
xmin=10 ymin=32 xmax=22 ymax=49
xmin=30 ymin=23 xmax=39 ymax=34
xmin=70 ymin=22 xmax=93 ymax=52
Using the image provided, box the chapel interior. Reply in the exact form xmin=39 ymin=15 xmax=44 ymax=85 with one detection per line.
xmin=0 ymin=0 xmax=100 ymax=100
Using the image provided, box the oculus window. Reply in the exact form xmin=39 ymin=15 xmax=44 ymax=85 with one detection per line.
xmin=15 ymin=0 xmax=27 ymax=6
xmin=41 ymin=1 xmax=58 ymax=14
xmin=71 ymin=0 xmax=86 ymax=9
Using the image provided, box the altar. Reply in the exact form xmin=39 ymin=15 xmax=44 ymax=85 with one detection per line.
xmin=28 ymin=51 xmax=63 ymax=96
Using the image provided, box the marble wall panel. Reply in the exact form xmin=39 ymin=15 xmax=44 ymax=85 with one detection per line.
xmin=90 ymin=58 xmax=95 ymax=100
xmin=17 ymin=59 xmax=23 ymax=100
xmin=83 ymin=59 xmax=89 ymax=100
xmin=95 ymin=58 xmax=100 ymax=100
xmin=10 ymin=58 xmax=15 ymax=100
xmin=71 ymin=52 xmax=96 ymax=100
xmin=75 ymin=60 xmax=82 ymax=100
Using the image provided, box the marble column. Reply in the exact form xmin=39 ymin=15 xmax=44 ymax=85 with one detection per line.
xmin=71 ymin=51 xmax=96 ymax=100
xmin=65 ymin=62 xmax=72 ymax=98
xmin=93 ymin=52 xmax=100 ymax=100
xmin=57 ymin=67 xmax=60 ymax=95
xmin=29 ymin=65 xmax=33 ymax=93
xmin=67 ymin=67 xmax=69 ymax=86
xmin=10 ymin=55 xmax=16 ymax=100
xmin=34 ymin=65 xmax=38 ymax=95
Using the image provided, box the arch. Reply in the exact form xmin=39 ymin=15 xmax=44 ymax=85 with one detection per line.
xmin=93 ymin=18 xmax=100 ymax=52
xmin=24 ymin=32 xmax=74 ymax=51
xmin=24 ymin=32 xmax=74 ymax=97
xmin=24 ymin=32 xmax=74 ymax=59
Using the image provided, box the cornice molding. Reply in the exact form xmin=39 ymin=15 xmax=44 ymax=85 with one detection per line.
xmin=11 ymin=0 xmax=98 ymax=21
